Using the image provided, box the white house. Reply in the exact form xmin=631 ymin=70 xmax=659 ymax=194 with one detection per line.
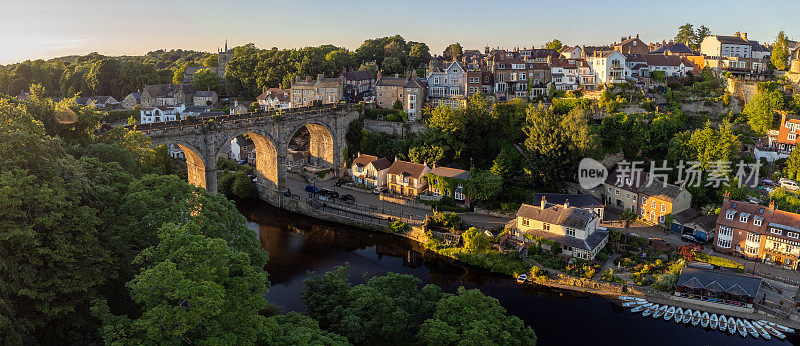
xmin=427 ymin=61 xmax=467 ymax=108
xmin=700 ymin=34 xmax=752 ymax=58
xmin=140 ymin=105 xmax=187 ymax=158
xmin=350 ymin=154 xmax=391 ymax=188
xmin=509 ymin=197 xmax=609 ymax=260
xmin=256 ymin=88 xmax=292 ymax=110
xmin=625 ymin=55 xmax=687 ymax=79
xmin=587 ymin=50 xmax=629 ymax=84
xmin=559 ymin=46 xmax=583 ymax=60
xmin=551 ymin=59 xmax=593 ymax=90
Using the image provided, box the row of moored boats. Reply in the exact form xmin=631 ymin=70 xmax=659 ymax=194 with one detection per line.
xmin=620 ymin=296 xmax=794 ymax=340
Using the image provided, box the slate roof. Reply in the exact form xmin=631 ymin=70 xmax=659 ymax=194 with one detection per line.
xmin=677 ymin=265 xmax=762 ymax=298
xmin=626 ymin=54 xmax=683 ymax=67
xmin=516 ymin=201 xmax=596 ymax=230
xmin=605 ymin=168 xmax=684 ymax=201
xmin=429 ymin=167 xmax=471 ymax=180
xmin=352 ymin=154 xmax=390 ymax=170
xmin=531 ymin=193 xmax=602 ymax=209
xmin=711 ymin=35 xmax=751 ymax=46
xmin=673 ymin=208 xmax=717 ymax=231
xmin=749 ymin=41 xmax=770 ymax=52
xmin=144 ymin=84 xmax=196 ymax=97
xmin=375 ymin=75 xmax=424 ymax=89
xmin=342 ymin=70 xmax=373 ymax=81
xmin=194 ymin=91 xmax=217 ymax=98
xmin=387 ymin=160 xmax=428 ymax=179
xmin=649 ymin=42 xmax=694 ymax=54
xmin=531 ymin=227 xmax=609 ymax=251
xmin=128 ymin=92 xmax=141 ymax=100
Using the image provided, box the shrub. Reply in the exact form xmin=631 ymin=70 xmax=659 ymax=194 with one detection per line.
xmin=387 ymin=220 xmax=410 ymax=233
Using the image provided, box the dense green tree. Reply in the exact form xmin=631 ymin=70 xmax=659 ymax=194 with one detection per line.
xmin=491 ymin=145 xmax=523 ymax=183
xmin=417 ymin=287 xmax=537 ymax=345
xmin=784 ymin=148 xmax=800 ymax=180
xmin=523 ymin=104 xmax=594 ymax=186
xmin=462 ymin=227 xmax=491 ymax=253
xmin=408 ymin=43 xmax=432 ymax=69
xmin=674 ymin=23 xmax=697 ymax=47
xmin=680 ymin=120 xmax=741 ymax=169
xmin=772 ymin=188 xmax=800 ymax=213
xmin=443 ymin=43 xmax=464 ymax=62
xmin=380 ymin=56 xmax=403 ymax=75
xmin=87 ymin=58 xmax=121 ymax=96
xmin=191 ymin=67 xmax=220 ymax=92
xmin=263 ymin=312 xmax=350 ymax=345
xmin=544 ymin=39 xmax=563 ymax=51
xmin=744 ymin=84 xmax=784 ymax=134
xmin=203 ymin=54 xmax=219 ymax=67
xmin=92 ymin=223 xmax=270 ymax=344
xmin=409 ymin=144 xmax=447 ymax=165
xmin=772 ymin=31 xmax=791 ymax=71
xmin=694 ymin=25 xmax=711 ymax=49
xmin=464 ymin=169 xmax=503 ymax=202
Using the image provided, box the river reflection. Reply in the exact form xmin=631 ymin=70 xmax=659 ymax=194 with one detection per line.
xmin=237 ymin=200 xmax=795 ymax=346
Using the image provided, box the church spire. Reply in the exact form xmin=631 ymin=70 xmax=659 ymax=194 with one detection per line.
xmin=225 ymin=38 xmax=228 ymax=52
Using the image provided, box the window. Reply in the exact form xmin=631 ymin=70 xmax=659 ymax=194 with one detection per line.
xmin=651 ymin=201 xmax=656 ymax=208
xmin=625 ymin=193 xmax=630 ymax=199
xmin=661 ymin=204 xmax=666 ymax=212
xmin=726 ymin=211 xmax=735 ymax=220
xmin=717 ymin=238 xmax=731 ymax=248
xmin=747 ymin=233 xmax=760 ymax=243
xmin=718 ymin=226 xmax=733 ymax=237
xmin=642 ymin=199 xmax=647 ymax=206
xmin=754 ymin=219 xmax=762 ymax=226
xmin=608 ymin=187 xmax=612 ymax=193
xmin=745 ymin=244 xmax=759 ymax=256
xmin=740 ymin=215 xmax=748 ymax=223
xmin=522 ymin=218 xmax=529 ymax=226
xmin=789 ymin=133 xmax=797 ymax=141
xmin=789 ymin=232 xmax=799 ymax=239
xmin=543 ymin=223 xmax=551 ymax=231
xmin=615 ymin=189 xmax=619 ymax=195
xmin=566 ymin=228 xmax=575 ymax=237
xmin=771 ymin=228 xmax=783 ymax=236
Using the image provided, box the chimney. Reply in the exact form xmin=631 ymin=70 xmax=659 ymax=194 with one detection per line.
xmin=742 ymin=32 xmax=748 ymax=41
xmin=305 ymin=76 xmax=311 ymax=83
xmin=540 ymin=196 xmax=547 ymax=209
xmin=357 ymin=151 xmax=361 ymax=157
xmin=735 ymin=31 xmax=740 ymax=38
xmin=376 ymin=70 xmax=382 ymax=80
xmin=636 ymin=33 xmax=639 ymax=39
xmin=317 ymin=73 xmax=324 ymax=82
xmin=564 ymin=199 xmax=570 ymax=208
xmin=394 ymin=156 xmax=398 ymax=163
xmin=769 ymin=199 xmax=776 ymax=211
xmin=723 ymin=190 xmax=730 ymax=200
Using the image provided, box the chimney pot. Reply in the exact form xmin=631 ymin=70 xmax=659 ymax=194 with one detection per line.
xmin=540 ymin=196 xmax=547 ymax=209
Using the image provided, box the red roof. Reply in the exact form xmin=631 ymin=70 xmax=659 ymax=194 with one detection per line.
xmin=777 ymin=114 xmax=800 ymax=146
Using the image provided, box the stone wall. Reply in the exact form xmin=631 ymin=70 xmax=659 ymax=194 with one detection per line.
xmin=363 ymin=119 xmax=426 ymax=137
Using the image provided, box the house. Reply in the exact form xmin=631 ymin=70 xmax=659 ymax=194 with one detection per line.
xmin=256 ymin=88 xmax=291 ymax=110
xmin=700 ymin=33 xmax=753 ymax=58
xmin=427 ymin=60 xmax=467 ymax=108
xmin=674 ymin=263 xmax=762 ymax=312
xmin=286 ymin=151 xmax=306 ymax=170
xmin=671 ymin=208 xmax=718 ymax=243
xmin=121 ymin=92 xmax=142 ymax=109
xmin=749 ymin=40 xmax=771 ymax=60
xmin=714 ymin=194 xmax=800 ymax=270
xmin=75 ymin=96 xmax=119 ymax=108
xmin=350 ymin=153 xmax=391 ymax=188
xmin=140 ymin=105 xmax=185 ymax=124
xmin=510 ymin=197 xmax=609 ymax=260
xmin=140 ymin=84 xmax=196 ymax=107
xmin=587 ymin=50 xmax=629 ymax=84
xmin=520 ymin=48 xmax=560 ymax=63
xmin=775 ymin=112 xmax=800 ymax=153
xmin=490 ymin=54 xmax=542 ymax=101
xmin=342 ymin=68 xmax=375 ymax=101
xmin=532 ymin=193 xmax=604 ymax=220
xmin=560 ymin=46 xmax=583 ymax=60
xmin=551 ymin=59 xmax=593 ymax=90
xmin=613 ymin=34 xmax=649 ymax=55
xmin=466 ymin=70 xmax=493 ymax=97
xmin=193 ymin=91 xmax=218 ymax=106
xmin=386 ymin=159 xmax=431 ymax=196
xmin=703 ymin=56 xmax=769 ymax=79
xmin=373 ymin=73 xmax=426 ymax=122
xmin=426 ymin=166 xmax=472 ymax=204
xmin=625 ymin=54 xmax=687 ymax=79
xmin=790 ymin=46 xmax=800 ymax=74
xmin=648 ymin=41 xmax=695 ymax=56
xmin=230 ymin=136 xmax=255 ymax=163
xmin=603 ymin=167 xmax=692 ymax=225
xmin=182 ymin=105 xmax=225 ymax=118
xmin=229 ymin=100 xmax=249 ymax=115
xmin=290 ymin=74 xmax=345 ymax=107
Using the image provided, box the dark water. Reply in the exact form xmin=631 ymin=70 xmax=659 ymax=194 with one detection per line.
xmin=238 ymin=200 xmax=796 ymax=346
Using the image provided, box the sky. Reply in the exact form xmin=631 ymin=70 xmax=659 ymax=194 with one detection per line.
xmin=2 ymin=0 xmax=800 ymax=64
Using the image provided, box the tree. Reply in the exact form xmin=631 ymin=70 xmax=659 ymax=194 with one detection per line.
xmin=620 ymin=210 xmax=638 ymax=229
xmin=462 ymin=227 xmax=491 ymax=253
xmin=380 ymin=56 xmax=403 ymax=75
xmin=544 ymin=39 xmax=563 ymax=51
xmin=674 ymin=23 xmax=697 ymax=48
xmin=744 ymin=86 xmax=784 ymax=134
xmin=417 ymin=287 xmax=537 ymax=345
xmin=92 ymin=223 xmax=270 ymax=344
xmin=191 ymin=68 xmax=220 ymax=92
xmin=409 ymin=144 xmax=446 ymax=165
xmin=87 ymin=59 xmax=121 ymax=96
xmin=387 ymin=220 xmax=410 ymax=233
xmin=203 ymin=55 xmax=218 ymax=68
xmin=301 ymin=265 xmax=442 ymax=345
xmin=694 ymin=25 xmax=711 ymax=49
xmin=464 ymin=169 xmax=503 ymax=202
xmin=784 ymin=148 xmax=800 ymax=180
xmin=490 ymin=145 xmax=523 ymax=183
xmin=263 ymin=312 xmax=349 ymax=345
xmin=687 ymin=120 xmax=741 ymax=169
xmin=408 ymin=43 xmax=431 ymax=69
xmin=772 ymin=31 xmax=791 ymax=71
xmin=443 ymin=43 xmax=464 ymax=62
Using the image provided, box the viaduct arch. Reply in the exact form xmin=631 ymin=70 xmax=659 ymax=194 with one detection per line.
xmin=142 ymin=104 xmax=357 ymax=203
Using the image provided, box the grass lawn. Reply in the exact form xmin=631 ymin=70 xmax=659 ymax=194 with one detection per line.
xmin=695 ymin=253 xmax=744 ymax=271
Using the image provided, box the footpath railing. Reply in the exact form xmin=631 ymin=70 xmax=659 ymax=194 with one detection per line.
xmin=288 ymin=192 xmax=423 ymax=227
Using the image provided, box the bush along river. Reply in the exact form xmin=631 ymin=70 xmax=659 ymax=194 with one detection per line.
xmin=237 ymin=200 xmax=797 ymax=346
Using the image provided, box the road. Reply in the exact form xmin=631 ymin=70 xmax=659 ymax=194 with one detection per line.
xmin=284 ymin=173 xmax=512 ymax=229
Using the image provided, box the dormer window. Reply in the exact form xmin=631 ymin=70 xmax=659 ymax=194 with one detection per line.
xmin=754 ymin=219 xmax=762 ymax=226
xmin=725 ymin=211 xmax=735 ymax=220
xmin=740 ymin=215 xmax=748 ymax=223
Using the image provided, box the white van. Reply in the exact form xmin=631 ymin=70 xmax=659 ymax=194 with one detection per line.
xmin=779 ymin=178 xmax=799 ymax=191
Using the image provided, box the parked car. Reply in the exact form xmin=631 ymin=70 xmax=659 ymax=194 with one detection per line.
xmin=779 ymin=178 xmax=799 ymax=191
xmin=319 ymin=188 xmax=333 ymax=196
xmin=237 ymin=159 xmax=247 ymax=164
xmin=373 ymin=186 xmax=387 ymax=194
xmin=681 ymin=234 xmax=700 ymax=243
xmin=305 ymin=185 xmax=319 ymax=193
xmin=335 ymin=178 xmax=348 ymax=187
xmin=340 ymin=194 xmax=355 ymax=202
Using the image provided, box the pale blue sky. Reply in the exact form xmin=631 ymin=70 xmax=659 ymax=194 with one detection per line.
xmin=2 ymin=0 xmax=799 ymax=64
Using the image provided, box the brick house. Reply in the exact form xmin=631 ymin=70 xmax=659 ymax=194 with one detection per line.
xmin=193 ymin=91 xmax=218 ymax=106
xmin=613 ymin=34 xmax=649 ymax=55
xmin=714 ymin=194 xmax=800 ymax=270
xmin=426 ymin=166 xmax=471 ymax=204
xmin=776 ymin=113 xmax=800 ymax=153
xmin=466 ymin=70 xmax=493 ymax=97
xmin=140 ymin=84 xmax=196 ymax=107
xmin=342 ymin=68 xmax=375 ymax=102
xmin=603 ymin=168 xmax=692 ymax=226
xmin=386 ymin=159 xmax=430 ymax=196
xmin=290 ymin=74 xmax=345 ymax=107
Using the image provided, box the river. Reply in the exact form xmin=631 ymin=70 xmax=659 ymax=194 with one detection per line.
xmin=238 ymin=200 xmax=796 ymax=346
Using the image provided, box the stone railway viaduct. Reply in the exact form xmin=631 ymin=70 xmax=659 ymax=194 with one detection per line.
xmin=130 ymin=104 xmax=359 ymax=203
